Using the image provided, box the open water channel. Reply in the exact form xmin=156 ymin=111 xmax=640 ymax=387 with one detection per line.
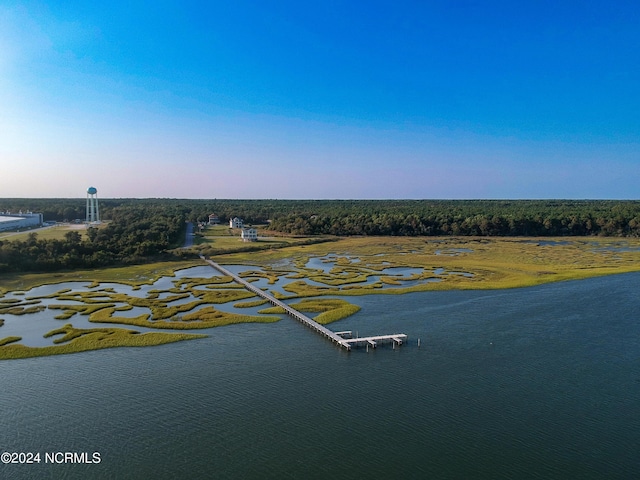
xmin=1 ymin=271 xmax=639 ymax=479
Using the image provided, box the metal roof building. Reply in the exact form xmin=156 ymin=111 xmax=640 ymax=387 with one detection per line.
xmin=0 ymin=213 xmax=43 ymax=232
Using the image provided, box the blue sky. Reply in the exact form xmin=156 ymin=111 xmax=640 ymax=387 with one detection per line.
xmin=1 ymin=0 xmax=638 ymax=199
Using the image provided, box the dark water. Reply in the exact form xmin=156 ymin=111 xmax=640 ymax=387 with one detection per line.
xmin=1 ymin=273 xmax=639 ymax=480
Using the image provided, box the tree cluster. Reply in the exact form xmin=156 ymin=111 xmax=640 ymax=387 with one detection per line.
xmin=0 ymin=204 xmax=187 ymax=273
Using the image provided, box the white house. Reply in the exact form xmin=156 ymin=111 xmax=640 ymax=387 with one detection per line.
xmin=229 ymin=217 xmax=243 ymax=229
xmin=241 ymin=228 xmax=257 ymax=242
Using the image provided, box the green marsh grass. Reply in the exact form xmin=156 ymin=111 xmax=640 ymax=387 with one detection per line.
xmin=88 ymin=305 xmax=278 ymax=330
xmin=182 ymin=306 xmax=280 ymax=326
xmin=0 ymin=325 xmax=206 ymax=360
xmin=193 ymin=289 xmax=256 ymax=304
xmin=239 ymin=270 xmax=286 ymax=285
xmin=259 ymin=298 xmax=360 ymax=324
xmin=0 ymin=260 xmax=203 ymax=295
xmin=0 ymin=336 xmax=21 ymax=346
xmin=234 ymin=299 xmax=268 ymax=308
xmin=214 ymin=236 xmax=640 ymax=291
xmin=48 ymin=303 xmax=116 ymax=320
xmin=0 ymin=305 xmax=46 ymax=315
xmin=173 ymin=276 xmax=234 ymax=288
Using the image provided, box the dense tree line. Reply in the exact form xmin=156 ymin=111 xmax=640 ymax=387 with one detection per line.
xmin=1 ymin=199 xmax=639 ymax=273
xmin=267 ymin=200 xmax=640 ymax=237
xmin=0 ymin=204 xmax=188 ymax=273
xmin=165 ymin=199 xmax=640 ymax=237
xmin=3 ymin=199 xmax=640 ymax=238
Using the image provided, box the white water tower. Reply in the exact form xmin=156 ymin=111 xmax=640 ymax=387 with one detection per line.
xmin=86 ymin=186 xmax=100 ymax=224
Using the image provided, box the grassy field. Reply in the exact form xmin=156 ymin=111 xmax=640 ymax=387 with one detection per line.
xmin=0 ymin=224 xmax=89 ymax=242
xmin=192 ymin=224 xmax=337 ymax=255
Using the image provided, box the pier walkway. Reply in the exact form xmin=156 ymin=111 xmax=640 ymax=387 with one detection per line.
xmin=201 ymin=256 xmax=352 ymax=350
xmin=200 ymin=256 xmax=408 ymax=351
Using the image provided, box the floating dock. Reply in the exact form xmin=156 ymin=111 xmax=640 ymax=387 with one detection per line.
xmin=201 ymin=256 xmax=408 ymax=351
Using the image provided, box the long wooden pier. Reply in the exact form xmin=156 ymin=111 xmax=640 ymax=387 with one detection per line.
xmin=201 ymin=256 xmax=408 ymax=351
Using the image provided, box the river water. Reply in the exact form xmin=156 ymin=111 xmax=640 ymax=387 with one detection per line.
xmin=1 ymin=272 xmax=639 ymax=479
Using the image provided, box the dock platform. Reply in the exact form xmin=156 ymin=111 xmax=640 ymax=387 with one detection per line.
xmin=338 ymin=334 xmax=408 ymax=349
